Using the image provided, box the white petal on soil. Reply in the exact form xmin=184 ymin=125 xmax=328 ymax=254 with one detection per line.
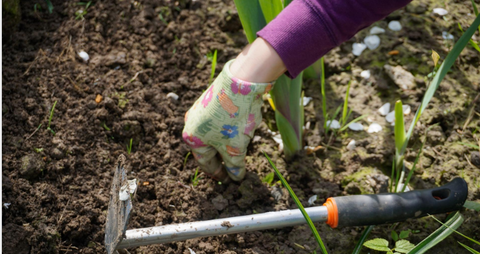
xmin=352 ymin=43 xmax=367 ymax=56
xmin=303 ymin=97 xmax=312 ymax=106
xmin=388 ymin=21 xmax=402 ymax=31
xmin=3 ymin=203 xmax=11 ymax=209
xmin=188 ymin=248 xmax=196 ymax=254
xmin=166 ymin=92 xmax=179 ymax=100
xmin=378 ymin=103 xmax=391 ymax=116
xmin=385 ymin=111 xmax=395 ymax=123
xmin=272 ymin=133 xmax=284 ymax=152
xmin=308 ymin=195 xmax=317 ymax=206
xmin=402 ymin=105 xmax=411 ymax=115
xmin=347 ymin=140 xmax=356 ymax=151
xmin=442 ymin=31 xmax=454 ymax=40
xmin=326 ymin=120 xmax=341 ymax=129
xmin=367 ymin=123 xmax=382 ymax=133
xmin=348 ymin=122 xmax=364 ymax=131
xmin=369 ymin=26 xmax=385 ymax=35
xmin=119 ymin=179 xmax=138 ymax=201
xmin=396 ymin=183 xmax=411 ymax=192
xmin=78 ymin=51 xmax=89 ymax=62
xmin=364 ymin=35 xmax=381 ymax=50
xmin=433 ymin=8 xmax=448 ymax=16
xmin=360 ymin=70 xmax=371 ymax=79
xmin=253 ymin=136 xmax=261 ymax=142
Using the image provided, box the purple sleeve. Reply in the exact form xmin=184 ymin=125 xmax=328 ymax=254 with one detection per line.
xmin=257 ymin=0 xmax=412 ymax=78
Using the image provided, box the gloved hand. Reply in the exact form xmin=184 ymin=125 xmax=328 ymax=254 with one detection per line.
xmin=182 ymin=60 xmax=274 ymax=182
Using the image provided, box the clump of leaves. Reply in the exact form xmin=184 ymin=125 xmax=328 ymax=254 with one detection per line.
xmin=261 ymin=172 xmax=276 ymax=186
xmin=363 ymin=238 xmax=414 ymax=254
xmin=191 ymin=168 xmax=202 ymax=187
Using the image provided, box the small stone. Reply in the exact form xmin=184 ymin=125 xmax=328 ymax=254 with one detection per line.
xmin=442 ymin=31 xmax=454 ymax=40
xmin=364 ymin=35 xmax=381 ymax=50
xmin=385 ymin=111 xmax=395 ymax=123
xmin=471 ymin=152 xmax=480 ymax=168
xmin=388 ymin=21 xmax=402 ymax=31
xmin=326 ymin=120 xmax=341 ymax=129
xmin=78 ymin=51 xmax=89 ymax=62
xmin=433 ymin=8 xmax=448 ymax=16
xmin=308 ymin=195 xmax=317 ymax=206
xmin=303 ymin=97 xmax=312 ymax=106
xmin=352 ymin=43 xmax=367 ymax=56
xmin=384 ymin=64 xmax=416 ymax=90
xmin=166 ymin=92 xmax=179 ymax=100
xmin=20 ymin=154 xmax=45 ymax=180
xmin=369 ymin=26 xmax=385 ymax=35
xmin=360 ymin=70 xmax=371 ymax=79
xmin=403 ymin=105 xmax=411 ymax=115
xmin=348 ymin=122 xmax=364 ymax=131
xmin=3 ymin=203 xmax=11 ymax=209
xmin=212 ymin=195 xmax=229 ymax=211
xmin=347 ymin=140 xmax=356 ymax=151
xmin=378 ymin=103 xmax=391 ymax=116
xmin=367 ymin=123 xmax=382 ymax=133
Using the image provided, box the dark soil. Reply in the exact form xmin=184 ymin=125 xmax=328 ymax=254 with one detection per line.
xmin=2 ymin=0 xmax=479 ymax=253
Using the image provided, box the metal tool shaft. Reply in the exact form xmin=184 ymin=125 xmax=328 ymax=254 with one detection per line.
xmin=117 ymin=206 xmax=328 ymax=249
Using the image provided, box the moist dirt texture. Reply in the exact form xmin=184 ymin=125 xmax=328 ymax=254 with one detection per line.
xmin=2 ymin=0 xmax=480 ymax=253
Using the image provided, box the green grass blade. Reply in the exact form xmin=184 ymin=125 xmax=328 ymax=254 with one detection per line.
xmin=458 ymin=242 xmax=480 ymax=254
xmin=275 ymin=112 xmax=302 ymax=157
xmin=403 ymin=14 xmax=480 ymax=155
xmin=401 ymin=134 xmax=426 ymax=192
xmin=472 ymin=0 xmax=479 ymax=16
xmin=45 ymin=0 xmax=53 ymax=13
xmin=352 ymin=225 xmax=374 ymax=254
xmin=458 ymin=142 xmax=480 ymax=150
xmin=464 ymin=200 xmax=480 ymax=211
xmin=259 ymin=0 xmax=283 ymax=23
xmin=394 ymin=100 xmax=406 ymax=154
xmin=233 ymin=0 xmax=267 ymax=43
xmin=209 ymin=50 xmax=217 ymax=84
xmin=458 ymin=23 xmax=480 ymax=53
xmin=430 ymin=215 xmax=480 ymax=246
xmin=338 ymin=114 xmax=368 ymax=132
xmin=264 ymin=153 xmax=328 ymax=254
xmin=341 ymin=81 xmax=352 ymax=126
xmin=389 ymin=160 xmax=395 ymax=193
xmin=407 ymin=212 xmax=464 ymax=254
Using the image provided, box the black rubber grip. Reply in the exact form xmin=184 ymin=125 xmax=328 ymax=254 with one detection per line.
xmin=333 ymin=178 xmax=468 ymax=227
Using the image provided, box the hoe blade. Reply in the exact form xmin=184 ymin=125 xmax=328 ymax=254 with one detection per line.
xmin=105 ymin=155 xmax=133 ymax=254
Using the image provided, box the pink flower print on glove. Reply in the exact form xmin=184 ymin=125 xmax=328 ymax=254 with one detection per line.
xmin=244 ymin=114 xmax=256 ymax=135
xmin=182 ymin=132 xmax=207 ymax=149
xmin=231 ymin=78 xmax=252 ymax=95
xmin=201 ymin=85 xmax=214 ymax=108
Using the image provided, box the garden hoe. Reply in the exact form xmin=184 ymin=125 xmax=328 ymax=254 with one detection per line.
xmin=105 ymin=155 xmax=468 ymax=254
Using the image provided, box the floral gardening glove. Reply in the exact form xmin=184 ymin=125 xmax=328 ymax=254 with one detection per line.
xmin=182 ymin=60 xmax=274 ymax=182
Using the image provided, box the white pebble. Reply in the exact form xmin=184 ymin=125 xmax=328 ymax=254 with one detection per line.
xmin=352 ymin=43 xmax=367 ymax=56
xmin=272 ymin=133 xmax=284 ymax=152
xmin=308 ymin=195 xmax=317 ymax=206
xmin=78 ymin=51 xmax=89 ymax=62
xmin=378 ymin=103 xmax=390 ymax=116
xmin=348 ymin=122 xmax=364 ymax=131
xmin=303 ymin=97 xmax=312 ymax=106
xmin=347 ymin=140 xmax=356 ymax=151
xmin=166 ymin=92 xmax=179 ymax=100
xmin=3 ymin=203 xmax=11 ymax=209
xmin=385 ymin=111 xmax=395 ymax=123
xmin=367 ymin=123 xmax=382 ymax=133
xmin=370 ymin=26 xmax=385 ymax=35
xmin=364 ymin=35 xmax=381 ymax=50
xmin=388 ymin=21 xmax=402 ymax=31
xmin=442 ymin=31 xmax=454 ymax=40
xmin=433 ymin=8 xmax=448 ymax=16
xmin=402 ymin=105 xmax=411 ymax=115
xmin=360 ymin=70 xmax=371 ymax=79
xmin=188 ymin=248 xmax=196 ymax=254
xmin=119 ymin=179 xmax=137 ymax=201
xmin=326 ymin=120 xmax=341 ymax=129
xmin=253 ymin=136 xmax=262 ymax=142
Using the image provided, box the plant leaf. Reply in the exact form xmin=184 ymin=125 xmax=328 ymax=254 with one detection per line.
xmin=392 ymin=230 xmax=399 ymax=242
xmin=463 ymin=200 xmax=480 ymax=211
xmin=407 ymin=212 xmax=464 ymax=254
xmin=363 ymin=238 xmax=390 ymax=252
xmin=431 ymin=50 xmax=440 ymax=67
xmin=262 ymin=172 xmax=275 ymax=186
xmin=399 ymin=230 xmax=410 ymax=239
xmin=233 ymin=0 xmax=267 ymax=43
xmin=395 ymin=240 xmax=415 ymax=253
xmin=259 ymin=0 xmax=283 ymax=23
xmin=394 ymin=100 xmax=406 ymax=154
xmin=264 ymin=153 xmax=328 ymax=254
xmin=458 ymin=242 xmax=480 ymax=254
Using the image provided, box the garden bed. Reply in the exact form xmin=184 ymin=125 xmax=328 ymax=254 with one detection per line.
xmin=2 ymin=0 xmax=480 ymax=253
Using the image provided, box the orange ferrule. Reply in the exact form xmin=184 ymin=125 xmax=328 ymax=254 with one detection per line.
xmin=323 ymin=197 xmax=339 ymax=228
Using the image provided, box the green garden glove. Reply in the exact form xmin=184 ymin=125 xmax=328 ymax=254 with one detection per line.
xmin=182 ymin=60 xmax=274 ymax=182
